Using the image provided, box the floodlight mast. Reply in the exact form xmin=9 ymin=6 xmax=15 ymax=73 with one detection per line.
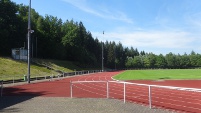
xmin=27 ymin=0 xmax=31 ymax=83
xmin=102 ymin=31 xmax=104 ymax=72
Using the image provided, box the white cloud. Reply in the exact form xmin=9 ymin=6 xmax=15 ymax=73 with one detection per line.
xmin=62 ymin=0 xmax=133 ymax=24
xmin=92 ymin=30 xmax=195 ymax=49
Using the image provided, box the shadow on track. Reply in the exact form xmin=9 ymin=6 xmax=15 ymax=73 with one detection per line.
xmin=0 ymin=87 xmax=47 ymax=112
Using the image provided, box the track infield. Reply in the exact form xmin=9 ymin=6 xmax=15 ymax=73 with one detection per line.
xmin=113 ymin=69 xmax=201 ymax=80
xmin=2 ymin=70 xmax=201 ymax=112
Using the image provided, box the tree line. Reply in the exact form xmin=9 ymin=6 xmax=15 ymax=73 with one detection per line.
xmin=125 ymin=51 xmax=201 ymax=69
xmin=1 ymin=0 xmax=201 ymax=69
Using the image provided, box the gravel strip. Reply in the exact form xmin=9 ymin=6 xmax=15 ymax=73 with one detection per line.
xmin=0 ymin=96 xmax=175 ymax=113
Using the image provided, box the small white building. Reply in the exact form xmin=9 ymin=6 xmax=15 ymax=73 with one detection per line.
xmin=12 ymin=48 xmax=27 ymax=60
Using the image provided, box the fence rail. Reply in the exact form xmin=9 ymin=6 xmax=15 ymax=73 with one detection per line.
xmin=70 ymin=80 xmax=201 ymax=112
xmin=0 ymin=70 xmax=103 ymax=85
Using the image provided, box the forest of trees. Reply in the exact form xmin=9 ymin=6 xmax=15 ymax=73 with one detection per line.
xmin=1 ymin=0 xmax=201 ymax=69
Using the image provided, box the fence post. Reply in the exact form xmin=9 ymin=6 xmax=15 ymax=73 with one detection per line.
xmin=107 ymin=81 xmax=109 ymax=99
xmin=149 ymin=85 xmax=152 ymax=109
xmin=70 ymin=81 xmax=72 ymax=98
xmin=13 ymin=76 xmax=15 ymax=84
xmin=36 ymin=75 xmax=37 ymax=81
xmin=1 ymin=80 xmax=3 ymax=97
xmin=124 ymin=82 xmax=126 ymax=103
xmin=51 ymin=74 xmax=53 ymax=81
xmin=57 ymin=75 xmax=59 ymax=80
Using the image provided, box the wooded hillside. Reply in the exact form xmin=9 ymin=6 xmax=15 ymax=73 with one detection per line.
xmin=1 ymin=0 xmax=201 ymax=69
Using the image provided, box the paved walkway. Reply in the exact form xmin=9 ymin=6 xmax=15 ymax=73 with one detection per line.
xmin=0 ymin=96 xmax=174 ymax=113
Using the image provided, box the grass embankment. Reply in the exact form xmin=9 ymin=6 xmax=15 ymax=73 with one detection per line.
xmin=113 ymin=69 xmax=201 ymax=80
xmin=32 ymin=59 xmax=82 ymax=72
xmin=0 ymin=57 xmax=84 ymax=80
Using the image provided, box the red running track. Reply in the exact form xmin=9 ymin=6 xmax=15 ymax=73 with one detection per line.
xmin=3 ymin=71 xmax=201 ymax=113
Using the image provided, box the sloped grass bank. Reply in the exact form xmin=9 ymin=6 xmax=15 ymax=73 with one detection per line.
xmin=0 ymin=57 xmax=91 ymax=81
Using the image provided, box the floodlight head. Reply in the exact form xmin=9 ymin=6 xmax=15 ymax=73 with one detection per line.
xmin=31 ymin=30 xmax=34 ymax=33
xmin=15 ymin=11 xmax=19 ymax=15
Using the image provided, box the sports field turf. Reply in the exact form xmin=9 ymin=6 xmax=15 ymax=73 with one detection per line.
xmin=113 ymin=69 xmax=201 ymax=80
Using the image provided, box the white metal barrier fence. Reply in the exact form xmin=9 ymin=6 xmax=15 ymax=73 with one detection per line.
xmin=70 ymin=81 xmax=152 ymax=108
xmin=0 ymin=70 xmax=103 ymax=85
xmin=70 ymin=80 xmax=201 ymax=112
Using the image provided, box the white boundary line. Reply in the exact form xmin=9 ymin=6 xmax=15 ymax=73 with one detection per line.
xmin=111 ymin=77 xmax=201 ymax=92
xmin=72 ymin=81 xmax=108 ymax=83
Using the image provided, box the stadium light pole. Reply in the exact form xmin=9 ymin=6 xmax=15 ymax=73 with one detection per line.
xmin=27 ymin=0 xmax=31 ymax=83
xmin=102 ymin=31 xmax=104 ymax=72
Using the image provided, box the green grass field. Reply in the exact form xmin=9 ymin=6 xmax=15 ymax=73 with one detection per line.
xmin=113 ymin=69 xmax=201 ymax=80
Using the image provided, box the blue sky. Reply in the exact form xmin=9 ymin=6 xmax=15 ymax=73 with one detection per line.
xmin=14 ymin=0 xmax=201 ymax=55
